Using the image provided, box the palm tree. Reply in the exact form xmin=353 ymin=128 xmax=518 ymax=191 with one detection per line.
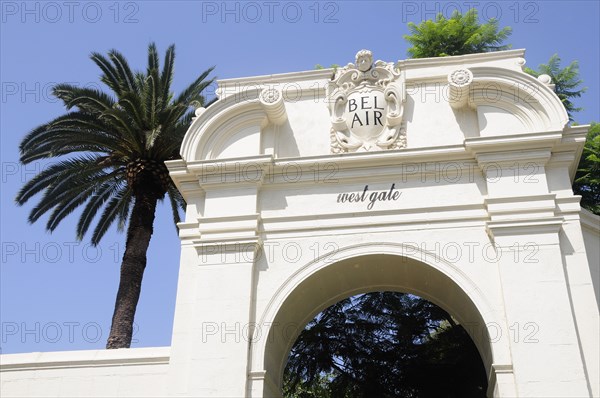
xmin=15 ymin=43 xmax=215 ymax=349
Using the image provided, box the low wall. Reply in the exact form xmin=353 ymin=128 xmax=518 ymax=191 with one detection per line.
xmin=0 ymin=347 xmax=169 ymax=397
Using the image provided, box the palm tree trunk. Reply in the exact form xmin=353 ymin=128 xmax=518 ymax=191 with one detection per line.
xmin=106 ymin=192 xmax=158 ymax=349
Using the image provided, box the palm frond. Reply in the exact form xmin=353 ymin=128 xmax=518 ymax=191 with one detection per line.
xmin=160 ymin=45 xmax=176 ymax=105
xmin=25 ymin=163 xmax=120 ymax=224
xmin=52 ymin=84 xmax=115 ymax=113
xmin=101 ymin=108 xmax=144 ymax=154
xmin=90 ymin=52 xmax=123 ymax=95
xmin=20 ymin=112 xmax=128 ymax=163
xmin=147 ymin=42 xmax=160 ymax=76
xmin=143 ymin=73 xmax=159 ymax=134
xmin=108 ymin=49 xmax=138 ymax=94
xmin=167 ymin=183 xmax=185 ymax=226
xmin=17 ymin=43 xmax=215 ymax=244
xmin=46 ymin=172 xmax=121 ymax=232
xmin=76 ymin=180 xmax=125 ymax=239
xmin=91 ymin=187 xmax=133 ymax=245
xmin=174 ymin=66 xmax=215 ymax=106
xmin=16 ymin=156 xmax=109 ymax=204
xmin=118 ymin=91 xmax=147 ymax=132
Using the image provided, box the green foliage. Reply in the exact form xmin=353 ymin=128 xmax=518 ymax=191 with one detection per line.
xmin=524 ymin=54 xmax=587 ymax=121
xmin=523 ymin=57 xmax=595 ymax=213
xmin=574 ymin=123 xmax=600 ymax=215
xmin=315 ymin=64 xmax=340 ymax=70
xmin=315 ymin=64 xmax=340 ymax=81
xmin=284 ymin=373 xmax=339 ymax=398
xmin=16 ymin=43 xmax=215 ymax=244
xmin=283 ymin=292 xmax=487 ymax=398
xmin=403 ymin=9 xmax=512 ymax=58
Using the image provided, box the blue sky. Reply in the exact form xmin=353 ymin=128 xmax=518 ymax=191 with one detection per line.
xmin=1 ymin=0 xmax=599 ymax=354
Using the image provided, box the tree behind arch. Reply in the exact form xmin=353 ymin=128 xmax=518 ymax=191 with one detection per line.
xmin=283 ymin=292 xmax=487 ymax=398
xmin=403 ymin=9 xmax=512 ymax=58
xmin=524 ymin=54 xmax=586 ymax=122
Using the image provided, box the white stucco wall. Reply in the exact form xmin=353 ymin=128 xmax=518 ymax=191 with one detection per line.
xmin=0 ymin=348 xmax=169 ymax=397
xmin=581 ymin=209 xmax=600 ymax=308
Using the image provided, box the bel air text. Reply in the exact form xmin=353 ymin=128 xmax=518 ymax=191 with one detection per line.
xmin=337 ymin=184 xmax=402 ymax=210
xmin=348 ymin=95 xmax=385 ymax=128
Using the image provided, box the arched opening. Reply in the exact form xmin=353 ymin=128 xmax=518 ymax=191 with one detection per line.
xmin=258 ymin=251 xmax=496 ymax=397
xmin=283 ymin=291 xmax=487 ymax=397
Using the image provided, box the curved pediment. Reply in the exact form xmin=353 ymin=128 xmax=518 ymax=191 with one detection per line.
xmin=179 ymin=50 xmax=571 ymax=163
xmin=467 ymin=65 xmax=568 ymax=133
xmin=180 ymin=87 xmax=265 ymax=161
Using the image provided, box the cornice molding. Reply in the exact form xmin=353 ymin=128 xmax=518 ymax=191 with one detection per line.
xmin=465 ymin=131 xmax=562 ymax=154
xmin=401 ymin=49 xmax=526 ymax=69
xmin=486 ymin=216 xmax=564 ymax=239
xmin=580 ymin=208 xmax=600 ymax=234
xmin=0 ymin=348 xmax=170 ymax=372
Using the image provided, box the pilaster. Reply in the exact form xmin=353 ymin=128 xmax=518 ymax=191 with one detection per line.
xmin=470 ymin=132 xmax=591 ymax=396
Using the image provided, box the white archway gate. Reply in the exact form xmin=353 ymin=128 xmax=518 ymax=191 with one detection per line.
xmin=2 ymin=50 xmax=599 ymax=398
xmin=253 ymin=245 xmax=498 ymax=397
xmin=163 ymin=49 xmax=599 ymax=398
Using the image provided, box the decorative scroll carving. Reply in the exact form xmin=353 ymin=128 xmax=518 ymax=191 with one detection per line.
xmin=327 ymin=50 xmax=406 ymax=153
